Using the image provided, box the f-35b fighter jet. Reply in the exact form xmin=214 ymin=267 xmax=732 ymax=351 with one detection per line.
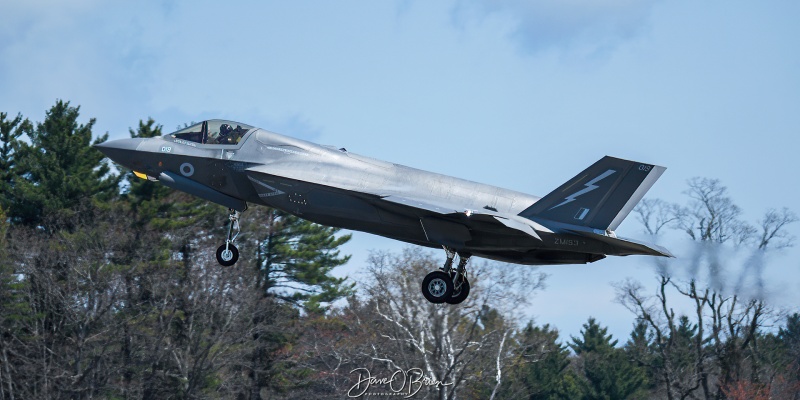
xmin=96 ymin=119 xmax=672 ymax=304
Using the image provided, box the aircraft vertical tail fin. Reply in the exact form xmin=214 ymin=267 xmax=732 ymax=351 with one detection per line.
xmin=519 ymin=156 xmax=665 ymax=231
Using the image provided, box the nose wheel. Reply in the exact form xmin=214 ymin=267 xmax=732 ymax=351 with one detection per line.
xmin=216 ymin=209 xmax=241 ymax=267
xmin=216 ymin=243 xmax=239 ymax=266
xmin=420 ymin=247 xmax=471 ymax=304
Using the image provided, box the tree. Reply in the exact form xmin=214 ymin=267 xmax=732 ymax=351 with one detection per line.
xmin=570 ymin=318 xmax=646 ymax=400
xmin=332 ymin=248 xmax=546 ymax=400
xmin=621 ymin=177 xmax=799 ymax=399
xmin=634 ymin=198 xmax=679 ymax=236
xmin=242 ymin=207 xmax=354 ymax=311
xmin=0 ymin=112 xmax=31 ymax=213
xmin=500 ymin=322 xmax=580 ymax=400
xmin=624 ymin=320 xmax=655 ymax=394
xmin=625 ymin=319 xmax=653 ymax=367
xmin=570 ymin=318 xmax=617 ymax=355
xmin=778 ymin=313 xmax=800 ymax=384
xmin=0 ymin=208 xmax=34 ymax=400
xmin=675 ymin=177 xmax=755 ymax=246
xmin=0 ymin=107 xmax=367 ymax=399
xmin=9 ymin=100 xmax=118 ymax=229
xmin=108 ymin=118 xmax=358 ymax=398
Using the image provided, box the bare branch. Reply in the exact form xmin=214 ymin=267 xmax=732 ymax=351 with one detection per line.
xmin=756 ymin=207 xmax=798 ymax=250
xmin=635 ymin=198 xmax=681 ymax=235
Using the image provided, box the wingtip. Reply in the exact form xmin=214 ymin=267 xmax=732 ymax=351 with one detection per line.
xmin=652 ymin=244 xmax=675 ymax=258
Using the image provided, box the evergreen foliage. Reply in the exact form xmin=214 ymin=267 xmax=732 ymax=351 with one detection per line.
xmin=624 ymin=320 xmax=654 ymax=393
xmin=7 ymin=100 xmax=118 ymax=229
xmin=502 ymin=322 xmax=580 ymax=399
xmin=570 ymin=317 xmax=618 ymax=355
xmin=571 ymin=317 xmax=647 ymax=400
xmin=0 ymin=112 xmax=31 ymax=213
xmin=779 ymin=313 xmax=800 ymax=379
xmin=779 ymin=313 xmax=800 ymax=352
xmin=245 ymin=207 xmax=354 ymax=311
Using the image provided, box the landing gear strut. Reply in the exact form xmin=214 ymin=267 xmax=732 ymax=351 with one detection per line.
xmin=448 ymin=254 xmax=471 ymax=305
xmin=421 ymin=247 xmax=471 ymax=304
xmin=216 ymin=209 xmax=240 ymax=267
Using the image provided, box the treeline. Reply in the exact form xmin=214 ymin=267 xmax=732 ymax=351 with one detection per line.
xmin=0 ymin=101 xmax=798 ymax=399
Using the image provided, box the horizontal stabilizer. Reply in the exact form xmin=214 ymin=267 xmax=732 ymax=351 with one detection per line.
xmin=571 ymin=231 xmax=674 ymax=258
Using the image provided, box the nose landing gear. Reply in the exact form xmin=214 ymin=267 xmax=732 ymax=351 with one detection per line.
xmin=421 ymin=247 xmax=471 ymax=304
xmin=216 ymin=209 xmax=241 ymax=267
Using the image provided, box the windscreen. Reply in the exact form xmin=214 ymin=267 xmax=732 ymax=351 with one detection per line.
xmin=168 ymin=120 xmax=253 ymax=145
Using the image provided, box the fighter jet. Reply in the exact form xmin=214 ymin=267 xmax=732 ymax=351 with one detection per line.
xmin=95 ymin=119 xmax=672 ymax=304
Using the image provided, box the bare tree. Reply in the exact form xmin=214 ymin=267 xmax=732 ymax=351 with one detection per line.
xmin=341 ymin=248 xmax=545 ymax=400
xmin=755 ymin=208 xmax=798 ymax=250
xmin=676 ymin=178 xmax=755 ymax=245
xmin=619 ymin=177 xmax=798 ymax=400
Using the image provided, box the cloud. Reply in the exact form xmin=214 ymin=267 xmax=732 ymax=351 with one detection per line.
xmin=452 ymin=0 xmax=659 ymax=58
xmin=0 ymin=1 xmax=167 ymax=133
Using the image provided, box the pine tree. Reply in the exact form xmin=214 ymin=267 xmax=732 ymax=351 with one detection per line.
xmin=778 ymin=313 xmax=800 ymax=380
xmin=0 ymin=112 xmax=31 ymax=213
xmin=626 ymin=319 xmax=653 ymax=360
xmin=625 ymin=320 xmax=655 ymax=393
xmin=571 ymin=317 xmax=647 ymax=400
xmin=502 ymin=322 xmax=579 ymax=399
xmin=570 ymin=317 xmax=618 ymax=355
xmin=9 ymin=100 xmax=119 ymax=229
xmin=670 ymin=315 xmax=698 ymax=375
xmin=246 ymin=208 xmax=354 ymax=311
xmin=779 ymin=313 xmax=800 ymax=355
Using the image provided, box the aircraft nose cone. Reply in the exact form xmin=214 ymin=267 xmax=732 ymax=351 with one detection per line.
xmin=94 ymin=138 xmax=146 ymax=168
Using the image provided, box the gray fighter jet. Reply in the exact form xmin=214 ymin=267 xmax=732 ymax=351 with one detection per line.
xmin=95 ymin=119 xmax=672 ymax=304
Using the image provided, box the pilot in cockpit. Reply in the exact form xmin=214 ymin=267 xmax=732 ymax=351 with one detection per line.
xmin=217 ymin=123 xmax=233 ymax=144
xmin=171 ymin=120 xmax=251 ymax=145
xmin=217 ymin=123 xmax=247 ymax=144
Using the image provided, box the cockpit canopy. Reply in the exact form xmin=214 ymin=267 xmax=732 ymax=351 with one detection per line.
xmin=169 ymin=119 xmax=254 ymax=145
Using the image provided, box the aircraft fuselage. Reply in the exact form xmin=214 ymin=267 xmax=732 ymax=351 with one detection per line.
xmin=96 ymin=121 xmax=670 ymax=267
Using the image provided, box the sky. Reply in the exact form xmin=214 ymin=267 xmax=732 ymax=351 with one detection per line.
xmin=2 ymin=0 xmax=799 ymax=342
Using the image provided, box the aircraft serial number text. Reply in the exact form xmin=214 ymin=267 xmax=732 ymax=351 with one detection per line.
xmin=554 ymin=238 xmax=580 ymax=246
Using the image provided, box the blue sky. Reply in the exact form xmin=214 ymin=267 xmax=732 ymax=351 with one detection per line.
xmin=2 ymin=0 xmax=799 ymax=341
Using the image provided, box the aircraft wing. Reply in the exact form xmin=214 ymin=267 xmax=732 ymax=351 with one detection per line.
xmin=380 ymin=195 xmax=544 ymax=241
xmin=245 ymin=165 xmax=544 ymax=242
xmin=379 ymin=195 xmax=460 ymax=214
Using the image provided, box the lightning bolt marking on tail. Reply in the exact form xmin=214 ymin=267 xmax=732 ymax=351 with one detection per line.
xmin=549 ymin=169 xmax=616 ymax=210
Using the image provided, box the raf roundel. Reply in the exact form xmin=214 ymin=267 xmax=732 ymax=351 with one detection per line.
xmin=180 ymin=162 xmax=194 ymax=177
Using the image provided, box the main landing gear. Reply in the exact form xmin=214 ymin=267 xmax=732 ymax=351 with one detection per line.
xmin=421 ymin=247 xmax=471 ymax=305
xmin=216 ymin=209 xmax=240 ymax=267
